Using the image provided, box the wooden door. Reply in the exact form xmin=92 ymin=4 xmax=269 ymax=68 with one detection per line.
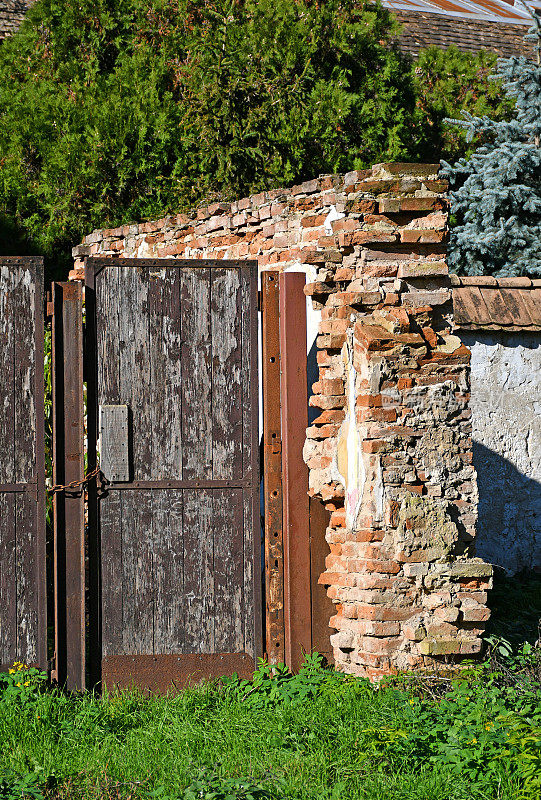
xmin=85 ymin=259 xmax=260 ymax=691
xmin=0 ymin=257 xmax=46 ymax=671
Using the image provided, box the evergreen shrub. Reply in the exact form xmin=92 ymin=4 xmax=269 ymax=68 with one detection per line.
xmin=442 ymin=13 xmax=541 ymax=277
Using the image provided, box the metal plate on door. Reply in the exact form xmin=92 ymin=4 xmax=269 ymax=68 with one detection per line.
xmin=99 ymin=405 xmax=129 ymax=482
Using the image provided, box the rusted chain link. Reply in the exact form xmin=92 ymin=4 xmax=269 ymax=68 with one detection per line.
xmin=48 ymin=465 xmax=101 ymax=495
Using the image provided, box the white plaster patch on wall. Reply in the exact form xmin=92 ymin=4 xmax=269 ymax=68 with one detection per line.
xmin=135 ymin=238 xmax=153 ymax=258
xmin=464 ymin=332 xmax=541 ymax=573
xmin=324 ymin=205 xmax=344 ymax=236
xmin=334 ymin=333 xmax=365 ymax=529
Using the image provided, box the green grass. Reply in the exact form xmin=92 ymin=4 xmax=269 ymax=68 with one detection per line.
xmin=1 ymin=652 xmax=541 ymax=800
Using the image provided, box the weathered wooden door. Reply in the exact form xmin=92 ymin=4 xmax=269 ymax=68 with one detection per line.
xmin=85 ymin=258 xmax=260 ymax=691
xmin=0 ymin=257 xmax=46 ymax=671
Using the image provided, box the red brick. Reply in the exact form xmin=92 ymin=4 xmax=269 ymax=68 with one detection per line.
xmin=360 ymin=636 xmax=401 ymax=654
xmin=362 ymin=440 xmax=391 ymax=454
xmin=312 ymin=377 xmax=344 ymax=395
xmin=330 ymin=509 xmax=346 ymax=527
xmin=461 ymin=607 xmax=490 ymax=623
xmin=352 ymin=230 xmax=398 ymax=245
xmin=399 ymin=229 xmax=445 ymax=244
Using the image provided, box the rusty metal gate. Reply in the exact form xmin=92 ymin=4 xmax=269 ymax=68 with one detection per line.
xmin=84 ymin=259 xmax=261 ymax=691
xmin=0 ymin=257 xmax=47 ymax=671
xmin=0 ymin=255 xmax=331 ymax=691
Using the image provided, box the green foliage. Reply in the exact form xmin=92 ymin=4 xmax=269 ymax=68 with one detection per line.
xmin=0 ymin=769 xmax=45 ymax=800
xmin=412 ymin=45 xmax=513 ymax=164
xmin=151 ymin=769 xmax=282 ymax=800
xmin=224 ymin=652 xmax=346 ymax=709
xmin=0 ymin=0 xmax=416 ymax=271
xmin=0 ymin=0 xmax=517 ymax=274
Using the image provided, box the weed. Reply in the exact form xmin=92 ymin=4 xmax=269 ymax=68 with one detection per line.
xmin=0 ymin=662 xmax=47 ymax=706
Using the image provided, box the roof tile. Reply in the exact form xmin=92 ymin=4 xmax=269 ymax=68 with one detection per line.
xmin=498 ymin=288 xmax=534 ymax=327
xmin=453 ymin=286 xmax=492 ymax=326
xmin=453 ymin=281 xmax=541 ymax=330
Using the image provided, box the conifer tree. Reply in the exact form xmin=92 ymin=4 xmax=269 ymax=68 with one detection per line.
xmin=442 ymin=7 xmax=541 ymax=277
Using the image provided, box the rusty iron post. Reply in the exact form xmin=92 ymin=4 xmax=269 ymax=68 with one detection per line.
xmin=279 ymin=272 xmax=312 ymax=671
xmin=52 ymin=282 xmax=85 ymax=690
xmin=261 ymin=272 xmax=285 ymax=664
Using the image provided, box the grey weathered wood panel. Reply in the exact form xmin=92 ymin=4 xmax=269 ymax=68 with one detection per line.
xmin=0 ymin=267 xmax=15 ymax=485
xmin=182 ymin=489 xmax=214 ymax=653
xmin=121 ymin=488 xmax=154 ymax=654
xmin=213 ymin=488 xmax=244 ymax=652
xmin=99 ymin=405 xmax=129 ymax=482
xmin=88 ymin=259 xmax=260 ymax=687
xmin=0 ymin=493 xmax=16 ymax=665
xmin=0 ymin=257 xmax=46 ymax=670
xmin=118 ymin=265 xmax=153 ymax=480
xmin=180 ymin=268 xmax=212 ymax=481
xmin=211 ymin=269 xmax=243 ymax=480
xmin=152 ymin=489 xmax=184 ymax=653
xmin=100 ymin=489 xmax=122 ymax=658
xmin=149 ymin=269 xmax=183 ymax=479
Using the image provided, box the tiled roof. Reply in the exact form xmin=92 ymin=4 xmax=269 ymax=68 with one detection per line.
xmin=393 ymin=10 xmax=534 ymax=56
xmin=452 ymin=275 xmax=541 ymax=331
xmin=385 ymin=0 xmax=538 ymax=25
xmin=0 ymin=0 xmax=34 ymax=40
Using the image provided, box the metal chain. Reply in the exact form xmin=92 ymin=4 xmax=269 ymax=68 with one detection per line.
xmin=48 ymin=465 xmax=101 ymax=495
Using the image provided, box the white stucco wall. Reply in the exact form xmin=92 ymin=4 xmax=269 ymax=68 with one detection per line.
xmin=464 ymin=332 xmax=541 ymax=574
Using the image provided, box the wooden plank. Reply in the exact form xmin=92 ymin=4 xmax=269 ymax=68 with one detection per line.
xmin=0 ymin=494 xmax=16 ymax=666
xmin=121 ymin=489 xmax=154 ymax=654
xmin=241 ymin=267 xmax=255 ymax=480
xmin=242 ymin=489 xmax=255 ymax=659
xmin=213 ymin=489 xmax=244 ymax=652
xmin=0 ymin=264 xmax=15 ymax=484
xmin=148 ymin=268 xmax=182 ymax=479
xmin=182 ymin=489 xmax=214 ymax=653
xmin=211 ymin=269 xmax=243 ymax=480
xmin=14 ymin=264 xmax=36 ymax=484
xmin=243 ymin=263 xmax=261 ymax=662
xmin=99 ymin=405 xmax=129 ymax=482
xmin=180 ymin=269 xmax=212 ymax=481
xmin=100 ymin=490 xmax=123 ymax=658
xmin=153 ymin=489 xmax=184 ymax=653
xmin=96 ymin=266 xmax=121 ymax=405
xmin=261 ymin=271 xmax=284 ymax=664
xmin=0 ymin=258 xmax=46 ymax=671
xmin=118 ymin=266 xmax=152 ymax=480
xmin=280 ymin=272 xmax=311 ymax=671
xmin=15 ymin=491 xmax=38 ymax=664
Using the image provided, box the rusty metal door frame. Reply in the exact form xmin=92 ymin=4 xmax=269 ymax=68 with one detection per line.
xmin=84 ymin=258 xmax=262 ymax=690
xmin=262 ymin=270 xmax=333 ymax=671
xmin=261 ymin=272 xmax=285 ymax=664
xmin=279 ymin=272 xmax=312 ymax=671
xmin=0 ymin=256 xmax=47 ymax=672
xmin=51 ymin=282 xmax=85 ymax=690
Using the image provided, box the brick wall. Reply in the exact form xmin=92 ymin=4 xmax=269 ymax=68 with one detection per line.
xmin=72 ymin=164 xmax=448 ymax=274
xmin=73 ymin=162 xmax=493 ymax=677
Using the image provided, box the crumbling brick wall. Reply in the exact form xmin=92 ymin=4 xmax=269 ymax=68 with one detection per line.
xmin=73 ymin=162 xmax=493 ymax=677
xmin=303 ymin=166 xmax=493 ymax=678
